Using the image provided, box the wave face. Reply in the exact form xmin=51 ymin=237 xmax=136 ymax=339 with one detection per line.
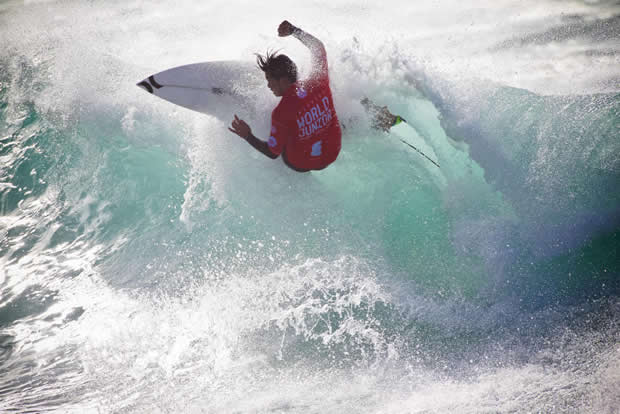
xmin=1 ymin=0 xmax=619 ymax=412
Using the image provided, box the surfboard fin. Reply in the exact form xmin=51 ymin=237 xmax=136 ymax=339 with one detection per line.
xmin=137 ymin=81 xmax=153 ymax=93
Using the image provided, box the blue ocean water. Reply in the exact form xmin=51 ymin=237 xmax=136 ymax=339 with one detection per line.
xmin=1 ymin=0 xmax=619 ymax=412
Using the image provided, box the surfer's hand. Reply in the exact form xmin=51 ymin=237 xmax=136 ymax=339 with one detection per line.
xmin=229 ymin=115 xmax=251 ymax=139
xmin=278 ymin=20 xmax=296 ymax=37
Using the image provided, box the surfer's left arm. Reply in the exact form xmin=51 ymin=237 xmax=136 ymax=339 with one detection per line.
xmin=229 ymin=115 xmax=278 ymax=160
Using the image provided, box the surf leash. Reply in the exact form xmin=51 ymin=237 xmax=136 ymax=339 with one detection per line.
xmin=392 ymin=117 xmax=441 ymax=168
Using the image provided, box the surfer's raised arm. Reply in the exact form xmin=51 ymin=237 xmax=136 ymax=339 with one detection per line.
xmin=278 ymin=21 xmax=328 ymax=79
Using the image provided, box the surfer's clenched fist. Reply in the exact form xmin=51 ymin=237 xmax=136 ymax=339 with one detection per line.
xmin=278 ymin=20 xmax=297 ymax=37
xmin=229 ymin=114 xmax=251 ymax=139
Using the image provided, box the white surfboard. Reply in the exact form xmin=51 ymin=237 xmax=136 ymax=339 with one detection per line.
xmin=137 ymin=61 xmax=269 ymax=120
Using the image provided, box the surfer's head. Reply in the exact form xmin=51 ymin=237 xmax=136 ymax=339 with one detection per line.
xmin=256 ymin=50 xmax=297 ymax=97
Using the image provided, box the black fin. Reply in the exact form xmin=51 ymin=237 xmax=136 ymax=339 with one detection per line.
xmin=138 ymin=80 xmax=153 ymax=93
xmin=149 ymin=75 xmax=163 ymax=89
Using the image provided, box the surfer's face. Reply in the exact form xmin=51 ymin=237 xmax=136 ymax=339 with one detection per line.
xmin=265 ymin=73 xmax=287 ymax=97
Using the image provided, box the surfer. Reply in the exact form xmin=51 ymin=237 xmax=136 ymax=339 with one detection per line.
xmin=228 ymin=20 xmax=342 ymax=172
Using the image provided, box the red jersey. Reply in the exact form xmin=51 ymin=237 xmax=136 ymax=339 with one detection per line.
xmin=267 ymin=60 xmax=341 ymax=171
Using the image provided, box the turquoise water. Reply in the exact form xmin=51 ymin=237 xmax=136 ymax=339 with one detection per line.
xmin=1 ymin=1 xmax=619 ymax=412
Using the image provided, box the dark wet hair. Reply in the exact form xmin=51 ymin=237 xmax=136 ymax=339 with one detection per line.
xmin=256 ymin=50 xmax=297 ymax=83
